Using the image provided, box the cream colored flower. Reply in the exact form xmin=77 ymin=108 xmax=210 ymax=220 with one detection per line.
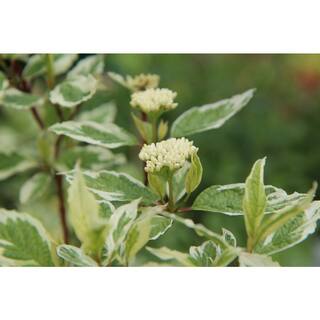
xmin=139 ymin=138 xmax=198 ymax=173
xmin=130 ymin=88 xmax=177 ymax=114
xmin=108 ymin=72 xmax=159 ymax=92
xmin=126 ymin=74 xmax=159 ymax=92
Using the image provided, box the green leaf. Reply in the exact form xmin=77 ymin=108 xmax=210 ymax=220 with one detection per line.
xmin=49 ymin=75 xmax=97 ymax=108
xmin=146 ymin=246 xmax=193 ymax=266
xmin=185 ymin=152 xmax=203 ymax=194
xmin=0 ymin=209 xmax=55 ymax=266
xmin=148 ymin=172 xmax=166 ymax=200
xmin=189 ymin=241 xmax=216 ymax=266
xmin=65 ymin=169 xmax=159 ymax=205
xmin=192 ymin=183 xmax=307 ymax=216
xmin=171 ymin=89 xmax=255 ymax=137
xmin=57 ymin=146 xmax=126 ymax=171
xmin=0 ymin=152 xmax=36 ymax=181
xmin=1 ymin=88 xmax=43 ymax=110
xmin=57 ymin=244 xmax=98 ymax=266
xmin=77 ymin=101 xmax=117 ymax=124
xmin=255 ymin=201 xmax=320 ymax=255
xmin=239 ymin=252 xmax=280 ymax=267
xmin=50 ymin=120 xmax=138 ymax=148
xmin=68 ymin=55 xmax=104 ymax=78
xmin=0 ymin=71 xmax=9 ymax=91
xmin=19 ymin=172 xmax=51 ymax=204
xmin=68 ymin=164 xmax=108 ymax=257
xmin=103 ymin=199 xmax=140 ymax=265
xmin=254 ymin=184 xmax=316 ymax=247
xmin=23 ymin=54 xmax=78 ymax=80
xmin=132 ymin=113 xmax=153 ymax=143
xmin=243 ymin=158 xmax=267 ymax=244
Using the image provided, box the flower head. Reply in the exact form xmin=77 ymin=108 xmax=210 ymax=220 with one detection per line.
xmin=130 ymin=88 xmax=178 ymax=114
xmin=126 ymin=74 xmax=160 ymax=92
xmin=108 ymin=72 xmax=159 ymax=92
xmin=139 ymin=138 xmax=198 ymax=173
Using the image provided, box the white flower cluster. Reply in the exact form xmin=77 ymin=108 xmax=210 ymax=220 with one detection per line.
xmin=126 ymin=73 xmax=160 ymax=92
xmin=130 ymin=88 xmax=178 ymax=114
xmin=139 ymin=138 xmax=198 ymax=173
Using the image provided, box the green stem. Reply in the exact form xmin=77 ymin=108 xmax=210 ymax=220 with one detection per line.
xmin=46 ymin=54 xmax=55 ymax=89
xmin=150 ymin=115 xmax=158 ymax=142
xmin=168 ymin=173 xmax=175 ymax=212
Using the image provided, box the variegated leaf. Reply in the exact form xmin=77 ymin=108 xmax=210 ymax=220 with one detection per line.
xmin=23 ymin=54 xmax=78 ymax=80
xmin=0 ymin=152 xmax=36 ymax=181
xmin=146 ymin=246 xmax=193 ymax=266
xmin=149 ymin=215 xmax=173 ymax=240
xmin=172 ymin=162 xmax=190 ymax=202
xmin=103 ymin=199 xmax=140 ymax=265
xmin=0 ymin=209 xmax=56 ymax=266
xmin=49 ymin=75 xmax=97 ymax=108
xmin=19 ymin=172 xmax=51 ymax=204
xmin=57 ymin=146 xmax=125 ymax=171
xmin=239 ymin=252 xmax=280 ymax=267
xmin=243 ymin=158 xmax=266 ymax=243
xmin=171 ymin=89 xmax=255 ymax=137
xmin=50 ymin=120 xmax=138 ymax=148
xmin=68 ymin=55 xmax=104 ymax=78
xmin=189 ymin=241 xmax=216 ymax=266
xmin=255 ymin=201 xmax=320 ymax=255
xmin=123 ymin=215 xmax=152 ymax=264
xmin=57 ymin=245 xmax=98 ymax=266
xmin=1 ymin=88 xmax=43 ymax=110
xmin=77 ymin=101 xmax=117 ymax=124
xmin=68 ymin=164 xmax=108 ymax=256
xmin=192 ymin=183 xmax=307 ymax=216
xmin=65 ymin=169 xmax=158 ymax=205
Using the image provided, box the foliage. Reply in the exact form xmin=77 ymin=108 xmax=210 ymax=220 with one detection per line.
xmin=0 ymin=54 xmax=319 ymax=267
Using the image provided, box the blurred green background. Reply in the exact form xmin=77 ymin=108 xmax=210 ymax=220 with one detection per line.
xmin=1 ymin=54 xmax=320 ymax=266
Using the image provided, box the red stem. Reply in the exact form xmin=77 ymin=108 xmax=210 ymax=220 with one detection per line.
xmin=54 ymin=174 xmax=69 ymax=243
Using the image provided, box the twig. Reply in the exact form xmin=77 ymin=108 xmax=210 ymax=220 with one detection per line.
xmin=30 ymin=107 xmax=45 ymax=130
xmin=54 ymin=174 xmax=69 ymax=244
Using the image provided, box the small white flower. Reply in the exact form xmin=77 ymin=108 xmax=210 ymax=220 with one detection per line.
xmin=139 ymin=138 xmax=198 ymax=173
xmin=108 ymin=72 xmax=159 ymax=92
xmin=130 ymin=88 xmax=178 ymax=114
xmin=126 ymin=74 xmax=160 ymax=92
